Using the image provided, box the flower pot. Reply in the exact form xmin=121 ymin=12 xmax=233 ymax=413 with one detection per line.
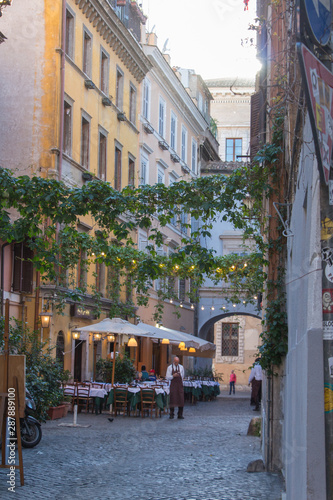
xmin=47 ymin=405 xmax=65 ymax=420
xmin=117 ymin=0 xmax=126 ymax=5
xmin=61 ymin=401 xmax=72 ymax=417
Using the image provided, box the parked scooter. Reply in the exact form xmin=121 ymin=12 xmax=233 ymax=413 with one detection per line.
xmin=20 ymin=390 xmax=42 ymax=448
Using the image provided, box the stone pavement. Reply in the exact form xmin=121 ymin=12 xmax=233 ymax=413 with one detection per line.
xmin=0 ymin=392 xmax=285 ymax=500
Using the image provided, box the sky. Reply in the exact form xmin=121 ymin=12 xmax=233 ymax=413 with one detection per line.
xmin=140 ymin=0 xmax=260 ymax=80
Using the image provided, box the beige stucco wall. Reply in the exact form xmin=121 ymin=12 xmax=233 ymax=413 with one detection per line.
xmin=213 ymin=314 xmax=261 ymax=386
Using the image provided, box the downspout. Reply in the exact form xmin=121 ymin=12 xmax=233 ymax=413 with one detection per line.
xmin=58 ymin=0 xmax=66 ymax=182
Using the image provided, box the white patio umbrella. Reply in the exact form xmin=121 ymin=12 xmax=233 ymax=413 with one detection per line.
xmin=140 ymin=324 xmax=216 ymax=353
xmin=72 ymin=318 xmax=152 ymax=383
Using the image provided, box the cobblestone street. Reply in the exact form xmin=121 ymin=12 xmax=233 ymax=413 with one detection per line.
xmin=0 ymin=393 xmax=284 ymax=500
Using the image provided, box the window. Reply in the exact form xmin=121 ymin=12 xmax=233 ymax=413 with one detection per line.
xmin=159 ymin=97 xmax=166 ymax=137
xmin=142 ymin=78 xmax=151 ymax=120
xmin=96 ymin=262 xmax=106 ymax=295
xmin=116 ymin=67 xmax=124 ymax=110
xmin=98 ymin=131 xmax=107 ymax=181
xmin=65 ymin=8 xmax=74 ymax=59
xmin=114 ymin=146 xmax=122 ymax=191
xmin=181 ymin=126 xmax=187 ymax=162
xmin=83 ymin=28 xmax=92 ymax=77
xmin=56 ymin=332 xmax=65 ymax=368
xmin=180 ymin=211 xmax=187 ymax=235
xmin=78 ymin=249 xmax=87 ymax=288
xmin=226 ymin=138 xmax=242 ymax=161
xmin=178 ymin=278 xmax=186 ymax=301
xmin=100 ymin=49 xmax=109 ymax=94
xmin=170 ymin=112 xmax=177 ymax=150
xmin=169 ymin=174 xmax=177 ymax=226
xmin=128 ymin=158 xmax=135 ymax=187
xmin=157 ymin=168 xmax=164 ymax=185
xmin=63 ymin=100 xmax=72 ymax=156
xmin=12 ymin=243 xmax=33 ymax=293
xmin=106 ymin=266 xmax=120 ymax=301
xmin=129 ymin=83 xmax=137 ymax=124
xmin=191 ymin=138 xmax=197 ymax=173
xmin=81 ymin=115 xmax=90 ymax=169
xmin=221 ymin=323 xmax=239 ymax=356
xmin=140 ymin=156 xmax=148 ymax=185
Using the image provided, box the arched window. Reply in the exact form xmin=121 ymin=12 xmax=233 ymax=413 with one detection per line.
xmin=56 ymin=331 xmax=65 ymax=368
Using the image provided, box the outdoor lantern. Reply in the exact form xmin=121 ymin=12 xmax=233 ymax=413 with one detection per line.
xmin=94 ymin=333 xmax=102 ymax=341
xmin=39 ymin=311 xmax=52 ymax=328
xmin=178 ymin=341 xmax=186 ymax=350
xmin=107 ymin=334 xmax=115 ymax=343
xmin=189 ymin=347 xmax=196 ymax=353
xmin=128 ymin=336 xmax=138 ymax=347
xmin=180 ymin=346 xmax=187 ymax=351
xmin=161 ymin=338 xmax=170 ymax=345
xmin=72 ymin=332 xmax=80 ymax=340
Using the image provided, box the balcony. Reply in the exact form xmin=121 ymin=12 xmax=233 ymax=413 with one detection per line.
xmin=158 ymin=140 xmax=169 ymax=151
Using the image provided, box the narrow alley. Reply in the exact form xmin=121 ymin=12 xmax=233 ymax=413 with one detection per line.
xmin=0 ymin=394 xmax=284 ymax=500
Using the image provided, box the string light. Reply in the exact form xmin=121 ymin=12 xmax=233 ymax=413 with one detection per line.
xmin=233 ymin=304 xmax=236 ymax=308
xmin=201 ymin=306 xmax=205 ymax=310
xmin=211 ymin=306 xmax=215 ymax=311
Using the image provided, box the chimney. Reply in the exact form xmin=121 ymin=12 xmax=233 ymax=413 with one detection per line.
xmin=147 ymin=32 xmax=157 ymax=46
xmin=163 ymin=53 xmax=171 ymax=65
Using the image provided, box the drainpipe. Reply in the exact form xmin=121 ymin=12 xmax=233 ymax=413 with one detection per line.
xmin=58 ymin=0 xmax=66 ymax=182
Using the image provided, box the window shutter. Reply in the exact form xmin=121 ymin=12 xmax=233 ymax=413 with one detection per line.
xmin=13 ymin=243 xmax=33 ymax=293
xmin=250 ymin=91 xmax=265 ymax=160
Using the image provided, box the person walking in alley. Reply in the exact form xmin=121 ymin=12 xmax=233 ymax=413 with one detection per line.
xmin=166 ymin=356 xmax=185 ymax=419
xmin=248 ymin=358 xmax=263 ymax=411
xmin=229 ymin=370 xmax=236 ymax=394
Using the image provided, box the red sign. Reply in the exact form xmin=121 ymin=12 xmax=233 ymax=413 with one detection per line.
xmin=298 ymin=43 xmax=333 ymax=184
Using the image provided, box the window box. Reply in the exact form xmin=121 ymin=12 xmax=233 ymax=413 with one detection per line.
xmin=102 ymin=96 xmax=112 ymax=106
xmin=117 ymin=111 xmax=126 ymax=121
xmin=84 ymin=79 xmax=95 ymax=90
xmin=158 ymin=140 xmax=169 ymax=151
xmin=143 ymin=122 xmax=154 ymax=134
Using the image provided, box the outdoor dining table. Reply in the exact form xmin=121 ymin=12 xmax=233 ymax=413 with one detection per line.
xmin=183 ymin=380 xmax=220 ymax=401
xmin=107 ymin=383 xmax=170 ymax=412
xmin=64 ymin=383 xmax=110 ymax=414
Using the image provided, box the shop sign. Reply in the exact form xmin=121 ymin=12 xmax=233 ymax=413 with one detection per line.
xmin=70 ymin=304 xmax=97 ymax=320
xmin=298 ymin=43 xmax=333 ymax=185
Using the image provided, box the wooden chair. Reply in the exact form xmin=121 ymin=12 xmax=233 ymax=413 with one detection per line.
xmin=76 ymin=383 xmax=93 ymax=413
xmin=63 ymin=384 xmax=76 ymax=411
xmin=113 ymin=387 xmax=129 ymax=417
xmin=140 ymin=388 xmax=158 ymax=418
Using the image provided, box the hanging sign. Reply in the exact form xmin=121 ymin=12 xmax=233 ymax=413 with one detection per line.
xmin=298 ymin=43 xmax=333 ymax=184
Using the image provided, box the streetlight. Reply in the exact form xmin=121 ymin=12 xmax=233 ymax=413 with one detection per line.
xmin=39 ymin=311 xmax=52 ymax=328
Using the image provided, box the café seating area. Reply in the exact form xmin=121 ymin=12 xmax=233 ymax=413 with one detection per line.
xmin=63 ymin=378 xmax=220 ymax=417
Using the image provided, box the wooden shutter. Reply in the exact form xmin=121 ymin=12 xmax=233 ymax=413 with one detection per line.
xmin=13 ymin=243 xmax=33 ymax=293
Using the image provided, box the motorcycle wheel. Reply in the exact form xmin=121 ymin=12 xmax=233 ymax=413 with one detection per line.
xmin=21 ymin=419 xmax=42 ymax=448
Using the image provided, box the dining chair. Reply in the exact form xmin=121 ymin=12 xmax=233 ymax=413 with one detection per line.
xmin=113 ymin=387 xmax=129 ymax=417
xmin=76 ymin=383 xmax=93 ymax=413
xmin=140 ymin=388 xmax=158 ymax=418
xmin=63 ymin=383 xmax=76 ymax=411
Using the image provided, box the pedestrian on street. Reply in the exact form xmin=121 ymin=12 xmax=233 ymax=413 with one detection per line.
xmin=229 ymin=370 xmax=236 ymax=394
xmin=166 ymin=356 xmax=185 ymax=419
xmin=248 ymin=358 xmax=263 ymax=411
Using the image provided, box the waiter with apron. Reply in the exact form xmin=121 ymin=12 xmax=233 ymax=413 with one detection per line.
xmin=166 ymin=356 xmax=185 ymax=419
